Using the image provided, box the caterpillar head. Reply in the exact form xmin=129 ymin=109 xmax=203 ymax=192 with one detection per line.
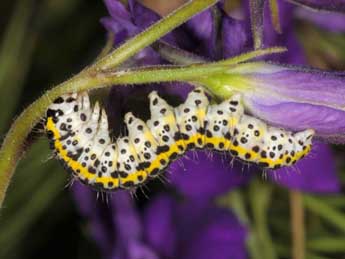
xmin=294 ymin=129 xmax=315 ymax=145
xmin=47 ymin=93 xmax=79 ymax=118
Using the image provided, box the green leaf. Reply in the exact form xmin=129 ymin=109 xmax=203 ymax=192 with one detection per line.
xmin=0 ymin=0 xmax=36 ymax=133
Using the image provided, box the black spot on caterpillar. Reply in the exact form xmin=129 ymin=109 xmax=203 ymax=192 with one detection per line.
xmin=45 ymin=87 xmax=314 ymax=191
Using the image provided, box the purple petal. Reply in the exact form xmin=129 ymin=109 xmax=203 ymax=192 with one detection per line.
xmin=72 ymin=181 xmax=97 ymax=218
xmin=270 ymin=142 xmax=340 ymax=193
xmin=111 ymin=191 xmax=142 ymax=241
xmin=101 ymin=0 xmax=162 ymax=64
xmin=222 ymin=14 xmax=250 ymax=58
xmin=143 ymin=195 xmax=177 ymax=258
xmin=225 ymin=62 xmax=345 ymax=142
xmin=184 ymin=9 xmax=217 ymax=58
xmin=104 ymin=0 xmax=130 ymax=20
xmin=101 ymin=0 xmax=138 ymax=45
xmin=71 ymin=183 xmax=114 ymax=257
xmin=175 ymin=200 xmax=248 ymax=259
xmin=296 ymin=8 xmax=345 ymax=32
xmin=241 ymin=0 xmax=306 ymax=64
xmin=180 ymin=214 xmax=248 ymax=259
xmin=128 ymin=1 xmax=221 ymax=58
xmin=289 ymin=0 xmax=345 ymax=13
xmin=248 ymin=100 xmax=345 ymax=136
xmin=169 ymin=151 xmax=252 ymax=200
xmin=262 ymin=0 xmax=306 ymax=64
xmin=128 ymin=0 xmax=160 ymax=28
xmin=123 ymin=241 xmax=159 ymax=259
xmin=143 ymin=196 xmax=248 ymax=259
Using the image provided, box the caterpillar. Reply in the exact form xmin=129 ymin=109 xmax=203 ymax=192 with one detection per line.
xmin=45 ymin=87 xmax=314 ymax=191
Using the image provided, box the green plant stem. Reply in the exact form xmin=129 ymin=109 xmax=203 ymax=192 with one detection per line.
xmin=155 ymin=41 xmax=286 ymax=66
xmin=319 ymin=196 xmax=345 ymax=208
xmin=249 ymin=180 xmax=277 ymax=259
xmin=217 ymin=190 xmax=263 ymax=259
xmin=268 ymin=0 xmax=281 ymax=33
xmin=304 ymin=195 xmax=345 ymax=232
xmin=249 ymin=0 xmax=264 ymax=49
xmin=307 ymin=237 xmax=345 ymax=253
xmin=210 ymin=47 xmax=286 ymax=65
xmin=96 ymin=32 xmax=115 ymax=61
xmin=306 ymin=253 xmax=332 ymax=259
xmin=93 ymin=0 xmax=219 ymax=70
xmin=290 ymin=190 xmax=306 ymax=259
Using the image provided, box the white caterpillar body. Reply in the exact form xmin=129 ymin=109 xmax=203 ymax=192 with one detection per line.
xmin=46 ymin=87 xmax=314 ymax=191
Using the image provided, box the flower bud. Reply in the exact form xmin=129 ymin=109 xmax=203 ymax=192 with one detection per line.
xmin=201 ymin=62 xmax=345 ymax=143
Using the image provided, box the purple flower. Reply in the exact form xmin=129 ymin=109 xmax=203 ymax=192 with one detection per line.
xmin=214 ymin=62 xmax=345 ymax=143
xmin=168 ymin=151 xmax=252 ymax=201
xmin=270 ymin=141 xmax=339 ymax=193
xmin=73 ymin=183 xmax=159 ymax=259
xmin=289 ymin=0 xmax=345 ymax=12
xmin=70 ymin=1 xmax=342 ymax=258
xmin=100 ymin=0 xmax=340 ymax=195
xmin=143 ymin=195 xmax=248 ymax=259
xmin=72 ymin=183 xmax=248 ymax=259
xmin=101 ymin=0 xmax=254 ymax=201
xmin=296 ymin=7 xmax=345 ymax=32
xmin=244 ymin=0 xmax=345 ymax=56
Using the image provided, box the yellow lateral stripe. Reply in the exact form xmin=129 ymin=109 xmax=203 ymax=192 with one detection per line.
xmin=145 ymin=140 xmax=184 ymax=175
xmin=48 ymin=116 xmax=312 ymax=187
xmin=258 ymin=147 xmax=310 ymax=168
xmin=120 ymin=170 xmax=147 ymax=184
xmin=46 ymin=118 xmax=120 ymax=186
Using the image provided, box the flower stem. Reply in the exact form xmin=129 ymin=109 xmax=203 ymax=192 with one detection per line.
xmin=290 ymin=190 xmax=305 ymax=259
xmin=268 ymin=0 xmax=281 ymax=33
xmin=216 ymin=47 xmax=286 ymax=65
xmin=249 ymin=180 xmax=277 ymax=259
xmin=307 ymin=237 xmax=345 ymax=253
xmin=249 ymin=0 xmax=265 ymax=49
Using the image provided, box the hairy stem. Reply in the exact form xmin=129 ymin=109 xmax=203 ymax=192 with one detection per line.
xmin=249 ymin=0 xmax=265 ymax=49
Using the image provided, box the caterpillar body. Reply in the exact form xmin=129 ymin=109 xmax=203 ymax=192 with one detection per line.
xmin=46 ymin=87 xmax=314 ymax=191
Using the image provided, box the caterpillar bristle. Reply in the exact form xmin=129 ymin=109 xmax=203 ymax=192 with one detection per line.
xmin=45 ymin=87 xmax=315 ymax=192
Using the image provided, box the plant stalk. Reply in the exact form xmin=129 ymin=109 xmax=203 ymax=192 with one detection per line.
xmin=290 ymin=190 xmax=305 ymax=259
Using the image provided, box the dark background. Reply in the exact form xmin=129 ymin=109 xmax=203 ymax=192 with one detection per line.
xmin=1 ymin=1 xmax=345 ymax=259
xmin=0 ymin=1 xmax=106 ymax=258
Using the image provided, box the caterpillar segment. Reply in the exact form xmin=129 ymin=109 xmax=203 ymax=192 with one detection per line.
xmin=114 ymin=137 xmax=147 ymax=189
xmin=125 ymin=113 xmax=163 ymax=178
xmin=204 ymin=94 xmax=243 ymax=152
xmin=174 ymin=88 xmax=209 ymax=150
xmin=46 ymin=87 xmax=314 ymax=192
xmin=147 ymin=91 xmax=185 ymax=159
